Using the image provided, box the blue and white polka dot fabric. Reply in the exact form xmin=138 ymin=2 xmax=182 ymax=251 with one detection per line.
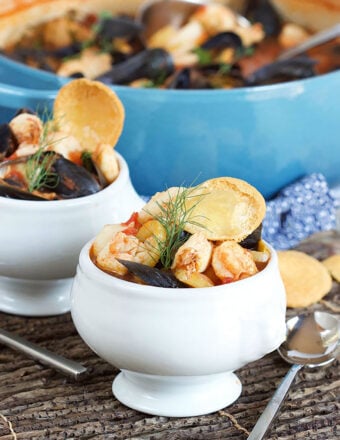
xmin=262 ymin=173 xmax=336 ymax=250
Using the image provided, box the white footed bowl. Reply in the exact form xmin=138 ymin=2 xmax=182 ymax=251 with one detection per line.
xmin=71 ymin=241 xmax=287 ymax=417
xmin=0 ymin=152 xmax=144 ymax=316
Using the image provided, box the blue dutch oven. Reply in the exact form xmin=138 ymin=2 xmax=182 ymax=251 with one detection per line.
xmin=0 ymin=55 xmax=339 ymax=198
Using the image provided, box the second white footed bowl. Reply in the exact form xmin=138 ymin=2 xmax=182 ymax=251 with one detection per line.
xmin=0 ymin=152 xmax=144 ymax=316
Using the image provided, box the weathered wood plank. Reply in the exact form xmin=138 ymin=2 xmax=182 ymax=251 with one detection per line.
xmin=0 ymin=231 xmax=338 ymax=439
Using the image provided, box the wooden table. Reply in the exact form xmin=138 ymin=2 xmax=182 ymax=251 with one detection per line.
xmin=0 ymin=233 xmax=339 ymax=440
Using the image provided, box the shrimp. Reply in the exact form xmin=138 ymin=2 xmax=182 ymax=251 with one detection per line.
xmin=190 ymin=4 xmax=264 ymax=47
xmin=212 ymin=241 xmax=258 ymax=283
xmin=57 ymin=48 xmax=112 ymax=80
xmin=9 ymin=113 xmax=43 ymax=145
xmin=190 ymin=4 xmax=237 ymax=35
xmin=148 ymin=21 xmax=206 ymax=56
xmin=95 ymin=219 xmax=167 ymax=276
xmin=13 ymin=143 xmax=39 ymax=158
xmin=172 ymin=232 xmax=213 ymax=277
xmin=92 ymin=144 xmax=119 ymax=184
xmin=46 ymin=131 xmax=83 ymax=161
xmin=96 ymin=231 xmax=156 ymax=276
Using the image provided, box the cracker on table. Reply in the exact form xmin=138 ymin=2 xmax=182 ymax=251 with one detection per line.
xmin=278 ymin=250 xmax=332 ymax=308
xmin=322 ymin=254 xmax=340 ymax=282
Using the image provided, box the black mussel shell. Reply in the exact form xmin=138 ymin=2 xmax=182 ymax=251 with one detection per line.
xmin=49 ymin=43 xmax=83 ymax=59
xmin=0 ymin=178 xmax=46 ymax=200
xmin=14 ymin=107 xmax=36 ymax=117
xmin=10 ymin=47 xmax=55 ymax=71
xmin=201 ymin=32 xmax=243 ymax=51
xmin=245 ymin=56 xmax=317 ymax=86
xmin=96 ymin=16 xmax=143 ymax=41
xmin=96 ymin=48 xmax=174 ymax=85
xmin=167 ymin=67 xmax=214 ymax=89
xmin=118 ymin=260 xmax=186 ymax=288
xmin=69 ymin=72 xmax=85 ymax=79
xmin=246 ymin=0 xmax=282 ymax=36
xmin=48 ymin=153 xmax=102 ymax=198
xmin=239 ymin=224 xmax=262 ymax=250
xmin=0 ymin=124 xmax=18 ymax=159
xmin=167 ymin=68 xmax=192 ymax=89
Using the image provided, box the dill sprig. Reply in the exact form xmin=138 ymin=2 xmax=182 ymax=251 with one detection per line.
xmin=148 ymin=185 xmax=208 ymax=269
xmin=25 ymin=150 xmax=58 ymax=193
xmin=25 ymin=107 xmax=63 ymax=193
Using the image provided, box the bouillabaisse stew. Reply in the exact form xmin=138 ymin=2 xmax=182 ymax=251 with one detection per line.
xmin=0 ymin=78 xmax=125 ymax=200
xmin=91 ymin=177 xmax=270 ymax=288
xmin=2 ymin=1 xmax=340 ymax=89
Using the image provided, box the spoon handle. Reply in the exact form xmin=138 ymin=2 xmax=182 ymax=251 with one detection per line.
xmin=278 ymin=23 xmax=340 ymax=61
xmin=0 ymin=328 xmax=87 ymax=380
xmin=247 ymin=363 xmax=303 ymax=440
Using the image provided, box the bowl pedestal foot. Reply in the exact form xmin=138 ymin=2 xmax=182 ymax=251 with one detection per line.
xmin=0 ymin=275 xmax=73 ymax=316
xmin=113 ymin=369 xmax=242 ymax=417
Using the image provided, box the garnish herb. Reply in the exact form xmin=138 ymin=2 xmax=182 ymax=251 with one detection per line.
xmin=193 ymin=48 xmax=212 ymax=66
xmin=25 ymin=107 xmax=64 ymax=193
xmin=146 ymin=185 xmax=208 ymax=269
xmin=218 ymin=63 xmax=232 ymax=75
xmin=81 ymin=151 xmax=95 ymax=173
xmin=143 ymin=71 xmax=168 ymax=88
xmin=25 ymin=150 xmax=58 ymax=193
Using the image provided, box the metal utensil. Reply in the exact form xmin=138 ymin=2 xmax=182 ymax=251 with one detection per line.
xmin=137 ymin=0 xmax=250 ymax=40
xmin=0 ymin=328 xmax=87 ymax=380
xmin=278 ymin=23 xmax=340 ymax=61
xmin=248 ymin=311 xmax=340 ymax=440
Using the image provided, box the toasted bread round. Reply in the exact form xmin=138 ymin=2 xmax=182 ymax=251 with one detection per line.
xmin=54 ymin=79 xmax=125 ymax=151
xmin=322 ymin=254 xmax=340 ymax=282
xmin=278 ymin=250 xmax=332 ymax=308
xmin=269 ymin=0 xmax=340 ymax=32
xmin=184 ymin=177 xmax=266 ymax=241
xmin=138 ymin=187 xmax=184 ymax=224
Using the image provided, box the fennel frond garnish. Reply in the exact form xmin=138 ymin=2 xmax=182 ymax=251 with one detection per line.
xmin=149 ymin=185 xmax=208 ymax=269
xmin=25 ymin=108 xmax=62 ymax=193
xmin=26 ymin=150 xmax=59 ymax=193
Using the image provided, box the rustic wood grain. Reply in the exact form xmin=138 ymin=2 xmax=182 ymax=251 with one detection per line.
xmin=0 ymin=232 xmax=339 ymax=440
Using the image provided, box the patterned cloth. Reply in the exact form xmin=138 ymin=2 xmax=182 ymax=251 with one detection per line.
xmin=262 ymin=173 xmax=336 ymax=250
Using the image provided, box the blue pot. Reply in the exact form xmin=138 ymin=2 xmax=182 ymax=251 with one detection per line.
xmin=0 ymin=55 xmax=339 ymax=198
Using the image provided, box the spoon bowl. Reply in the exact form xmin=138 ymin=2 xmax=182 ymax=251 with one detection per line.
xmin=278 ymin=311 xmax=340 ymax=367
xmin=136 ymin=0 xmax=250 ymax=40
xmin=248 ymin=311 xmax=340 ymax=440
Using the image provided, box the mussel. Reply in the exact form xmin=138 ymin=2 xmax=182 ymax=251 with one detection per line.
xmin=49 ymin=152 xmax=102 ymax=198
xmin=167 ymin=63 xmax=244 ymax=89
xmin=14 ymin=107 xmax=36 ymax=117
xmin=96 ymin=16 xmax=144 ymax=41
xmin=0 ymin=124 xmax=18 ymax=160
xmin=0 ymin=178 xmax=46 ymax=200
xmin=246 ymin=0 xmax=282 ymax=37
xmin=245 ymin=56 xmax=317 ymax=86
xmin=200 ymin=32 xmax=243 ymax=51
xmin=239 ymin=224 xmax=263 ymax=250
xmin=167 ymin=68 xmax=213 ymax=89
xmin=0 ymin=152 xmax=102 ymax=200
xmin=96 ymin=48 xmax=174 ymax=85
xmin=118 ymin=259 xmax=186 ymax=288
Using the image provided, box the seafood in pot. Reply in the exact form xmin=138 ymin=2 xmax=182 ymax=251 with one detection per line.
xmin=0 ymin=78 xmax=125 ymax=201
xmin=1 ymin=0 xmax=339 ymax=89
xmin=91 ymin=177 xmax=271 ymax=288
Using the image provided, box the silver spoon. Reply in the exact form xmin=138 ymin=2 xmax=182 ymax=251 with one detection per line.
xmin=0 ymin=328 xmax=87 ymax=380
xmin=137 ymin=0 xmax=250 ymax=41
xmin=248 ymin=311 xmax=340 ymax=440
xmin=278 ymin=23 xmax=340 ymax=61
